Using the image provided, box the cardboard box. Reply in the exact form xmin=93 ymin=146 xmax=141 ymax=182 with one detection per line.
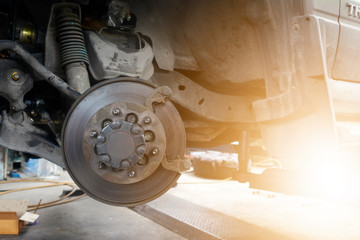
xmin=0 ymin=212 xmax=24 ymax=235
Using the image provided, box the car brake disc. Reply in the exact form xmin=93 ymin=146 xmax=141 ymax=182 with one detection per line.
xmin=62 ymin=78 xmax=186 ymax=206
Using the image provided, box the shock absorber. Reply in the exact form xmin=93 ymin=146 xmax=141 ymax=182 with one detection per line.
xmin=55 ymin=5 xmax=90 ymax=93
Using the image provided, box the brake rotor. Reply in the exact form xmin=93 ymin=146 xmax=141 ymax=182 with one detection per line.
xmin=62 ymin=78 xmax=186 ymax=206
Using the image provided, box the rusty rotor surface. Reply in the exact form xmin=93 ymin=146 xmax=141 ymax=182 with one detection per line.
xmin=62 ymin=78 xmax=186 ymax=206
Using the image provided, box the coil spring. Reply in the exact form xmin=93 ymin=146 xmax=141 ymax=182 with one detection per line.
xmin=55 ymin=7 xmax=89 ymax=67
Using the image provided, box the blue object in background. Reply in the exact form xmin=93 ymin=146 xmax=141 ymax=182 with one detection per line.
xmin=9 ymin=171 xmax=20 ymax=178
xmin=25 ymin=158 xmax=39 ymax=175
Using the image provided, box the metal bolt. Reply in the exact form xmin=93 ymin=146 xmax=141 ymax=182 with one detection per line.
xmin=110 ymin=120 xmax=121 ymax=129
xmin=144 ymin=117 xmax=151 ymax=124
xmin=97 ymin=135 xmax=106 ymax=143
xmin=120 ymin=160 xmax=130 ymax=169
xmin=128 ymin=170 xmax=135 ymax=178
xmin=135 ymin=145 xmax=146 ymax=156
xmin=101 ymin=155 xmax=111 ymax=163
xmin=112 ymin=108 xmax=120 ymax=115
xmin=131 ymin=125 xmax=141 ymax=135
xmin=144 ymin=131 xmax=155 ymax=142
xmin=89 ymin=130 xmax=98 ymax=138
xmin=152 ymin=148 xmax=159 ymax=155
xmin=97 ymin=161 xmax=105 ymax=169
xmin=11 ymin=72 xmax=20 ymax=81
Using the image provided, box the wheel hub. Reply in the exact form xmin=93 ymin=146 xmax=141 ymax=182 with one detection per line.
xmin=84 ymin=101 xmax=166 ymax=184
xmin=62 ymin=79 xmax=186 ymax=206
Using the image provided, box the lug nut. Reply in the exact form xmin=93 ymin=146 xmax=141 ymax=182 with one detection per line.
xmin=120 ymin=160 xmax=130 ymax=169
xmin=97 ymin=135 xmax=106 ymax=143
xmin=144 ymin=117 xmax=151 ymax=124
xmin=101 ymin=155 xmax=111 ymax=163
xmin=131 ymin=125 xmax=141 ymax=135
xmin=112 ymin=108 xmax=120 ymax=115
xmin=110 ymin=120 xmax=121 ymax=129
xmin=144 ymin=131 xmax=155 ymax=142
xmin=135 ymin=145 xmax=146 ymax=156
xmin=128 ymin=170 xmax=135 ymax=178
xmin=89 ymin=130 xmax=98 ymax=138
xmin=11 ymin=72 xmax=20 ymax=81
xmin=152 ymin=148 xmax=159 ymax=155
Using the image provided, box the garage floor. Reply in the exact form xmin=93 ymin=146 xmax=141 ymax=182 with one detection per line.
xmin=1 ymin=170 xmax=360 ymax=240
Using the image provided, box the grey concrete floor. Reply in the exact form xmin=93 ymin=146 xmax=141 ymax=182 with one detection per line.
xmin=0 ymin=173 xmax=185 ymax=240
xmin=1 ymin=170 xmax=360 ymax=239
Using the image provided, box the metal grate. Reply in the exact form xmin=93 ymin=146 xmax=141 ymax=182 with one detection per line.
xmin=131 ymin=194 xmax=289 ymax=240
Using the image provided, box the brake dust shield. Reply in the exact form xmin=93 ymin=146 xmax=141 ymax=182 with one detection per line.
xmin=62 ymin=79 xmax=186 ymax=206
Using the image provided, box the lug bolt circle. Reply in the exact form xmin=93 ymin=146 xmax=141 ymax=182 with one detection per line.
xmin=152 ymin=148 xmax=159 ymax=155
xmin=144 ymin=117 xmax=151 ymax=124
xmin=89 ymin=130 xmax=98 ymax=138
xmin=112 ymin=108 xmax=120 ymax=115
xmin=128 ymin=170 xmax=135 ymax=178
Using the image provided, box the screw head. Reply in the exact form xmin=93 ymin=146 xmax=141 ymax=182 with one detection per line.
xmin=112 ymin=108 xmax=120 ymax=115
xmin=144 ymin=117 xmax=151 ymax=124
xmin=152 ymin=148 xmax=159 ymax=155
xmin=128 ymin=170 xmax=135 ymax=178
xmin=101 ymin=155 xmax=111 ymax=163
xmin=89 ymin=130 xmax=98 ymax=138
xmin=12 ymin=72 xmax=20 ymax=81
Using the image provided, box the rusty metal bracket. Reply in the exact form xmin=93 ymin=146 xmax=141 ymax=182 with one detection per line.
xmin=161 ymin=155 xmax=191 ymax=173
xmin=145 ymin=86 xmax=172 ymax=111
xmin=151 ymin=71 xmax=258 ymax=123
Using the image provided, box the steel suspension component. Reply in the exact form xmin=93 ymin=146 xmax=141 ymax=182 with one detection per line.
xmin=62 ymin=78 xmax=186 ymax=206
xmin=54 ymin=3 xmax=90 ymax=93
xmin=55 ymin=6 xmax=88 ymax=67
